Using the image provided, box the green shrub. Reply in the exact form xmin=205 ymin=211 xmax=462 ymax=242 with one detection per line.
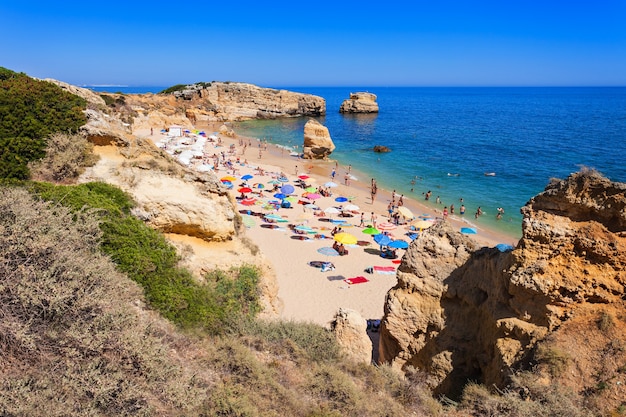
xmin=0 ymin=67 xmax=86 ymax=179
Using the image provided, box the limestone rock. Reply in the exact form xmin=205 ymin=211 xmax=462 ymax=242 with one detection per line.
xmin=331 ymin=308 xmax=372 ymax=364
xmin=339 ymin=92 xmax=379 ymax=114
xmin=373 ymin=145 xmax=391 ymax=153
xmin=302 ymin=119 xmax=335 ymax=160
xmin=379 ymin=170 xmax=626 ymax=401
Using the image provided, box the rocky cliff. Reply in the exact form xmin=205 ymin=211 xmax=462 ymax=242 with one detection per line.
xmin=379 ymin=170 xmax=626 ymax=405
xmin=100 ymin=82 xmax=326 ymax=132
xmin=339 ymin=92 xmax=379 ymax=113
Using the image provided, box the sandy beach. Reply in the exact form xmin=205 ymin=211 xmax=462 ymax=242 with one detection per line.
xmin=143 ymin=123 xmax=519 ymax=327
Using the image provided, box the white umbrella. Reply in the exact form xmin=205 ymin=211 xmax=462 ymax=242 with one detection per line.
xmin=324 ymin=206 xmax=341 ymax=215
xmin=324 ymin=181 xmax=338 ymax=188
xmin=343 ymin=203 xmax=360 ymax=212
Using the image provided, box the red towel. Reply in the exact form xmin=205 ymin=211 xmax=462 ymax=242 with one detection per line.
xmin=344 ymin=276 xmax=369 ymax=284
xmin=373 ymin=266 xmax=395 ymax=274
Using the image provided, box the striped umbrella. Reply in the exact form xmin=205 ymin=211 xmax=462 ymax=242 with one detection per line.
xmin=377 ymin=222 xmax=397 ymax=231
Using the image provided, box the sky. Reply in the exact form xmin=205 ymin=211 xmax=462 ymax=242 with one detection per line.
xmin=2 ymin=1 xmax=626 ymax=87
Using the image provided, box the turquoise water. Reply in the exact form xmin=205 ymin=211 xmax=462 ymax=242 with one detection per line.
xmin=89 ymin=86 xmax=626 ymax=239
xmin=232 ymin=87 xmax=626 ymax=239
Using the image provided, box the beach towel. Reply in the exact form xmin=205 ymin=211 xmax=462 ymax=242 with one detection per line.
xmin=373 ymin=266 xmax=396 ymax=275
xmin=344 ymin=276 xmax=369 ymax=285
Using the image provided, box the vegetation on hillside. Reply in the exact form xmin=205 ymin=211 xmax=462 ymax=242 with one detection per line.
xmin=159 ymin=82 xmax=212 ymax=95
xmin=0 ymin=67 xmax=87 ymax=179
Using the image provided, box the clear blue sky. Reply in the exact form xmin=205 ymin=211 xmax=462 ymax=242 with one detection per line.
xmin=2 ymin=1 xmax=625 ymax=87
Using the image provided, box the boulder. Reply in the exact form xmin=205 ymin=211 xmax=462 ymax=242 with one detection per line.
xmin=302 ymin=119 xmax=335 ymax=160
xmin=373 ymin=145 xmax=391 ymax=153
xmin=331 ymin=308 xmax=372 ymax=364
xmin=339 ymin=92 xmax=379 ymax=114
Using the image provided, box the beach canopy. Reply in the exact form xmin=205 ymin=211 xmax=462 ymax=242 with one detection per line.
xmin=397 ymin=206 xmax=414 ymax=219
xmin=334 ymin=232 xmax=358 ymax=245
xmin=377 ymin=222 xmax=397 ymax=231
xmin=280 ymin=184 xmax=295 ymax=195
xmin=373 ymin=234 xmax=392 ymax=246
xmin=388 ymin=240 xmax=409 ymax=249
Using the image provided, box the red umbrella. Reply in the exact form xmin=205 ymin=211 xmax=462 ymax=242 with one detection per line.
xmin=241 ymin=197 xmax=257 ymax=206
xmin=298 ymin=175 xmax=310 ymax=180
xmin=377 ymin=222 xmax=397 ymax=231
xmin=238 ymin=187 xmax=253 ymax=193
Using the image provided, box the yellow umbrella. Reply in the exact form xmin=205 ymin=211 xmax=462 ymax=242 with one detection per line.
xmin=411 ymin=219 xmax=434 ymax=229
xmin=333 ymin=232 xmax=358 ymax=245
xmin=220 ymin=176 xmax=236 ymax=182
xmin=397 ymin=206 xmax=414 ymax=219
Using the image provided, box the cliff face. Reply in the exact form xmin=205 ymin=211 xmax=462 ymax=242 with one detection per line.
xmin=379 ymin=170 xmax=626 ymax=400
xmin=112 ymin=82 xmax=325 ymax=130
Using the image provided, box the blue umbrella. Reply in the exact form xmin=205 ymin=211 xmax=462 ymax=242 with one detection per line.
xmin=461 ymin=227 xmax=477 ymax=234
xmin=273 ymin=193 xmax=287 ymax=199
xmin=335 ymin=196 xmax=348 ymax=203
xmin=280 ymin=184 xmax=295 ymax=195
xmin=317 ymin=247 xmax=340 ymax=257
xmin=496 ymin=243 xmax=514 ymax=252
xmin=241 ymin=174 xmax=254 ymax=181
xmin=388 ymin=240 xmax=409 ymax=249
xmin=374 ymin=234 xmax=392 ymax=246
xmin=278 ymin=176 xmax=289 ymax=182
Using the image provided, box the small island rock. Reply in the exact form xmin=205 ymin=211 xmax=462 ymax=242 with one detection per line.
xmin=339 ymin=92 xmax=379 ymax=114
xmin=373 ymin=145 xmax=391 ymax=153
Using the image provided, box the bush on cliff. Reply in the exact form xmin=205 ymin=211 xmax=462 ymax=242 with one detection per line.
xmin=0 ymin=67 xmax=87 ymax=180
xmin=28 ymin=132 xmax=99 ymax=182
xmin=26 ymin=181 xmax=260 ymax=335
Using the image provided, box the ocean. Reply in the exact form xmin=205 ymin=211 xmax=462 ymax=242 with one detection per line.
xmin=88 ymin=86 xmax=626 ymax=239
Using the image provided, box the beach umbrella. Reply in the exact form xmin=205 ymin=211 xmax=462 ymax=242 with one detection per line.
xmin=324 ymin=181 xmax=338 ymax=188
xmin=221 ymin=181 xmax=233 ymax=189
xmin=343 ymin=204 xmax=360 ymax=212
xmin=253 ymin=183 xmax=265 ymax=189
xmin=265 ymin=214 xmax=288 ymax=222
xmin=240 ymin=197 xmax=257 ymax=206
xmin=419 ymin=214 xmax=432 ymax=219
xmin=397 ymin=206 xmax=414 ymax=219
xmin=324 ymin=207 xmax=341 ymax=215
xmin=335 ymin=196 xmax=348 ymax=203
xmin=304 ymin=204 xmax=319 ymax=210
xmin=373 ymin=234 xmax=392 ymax=246
xmin=496 ymin=243 xmax=514 ymax=252
xmin=273 ymin=193 xmax=287 ymax=199
xmin=461 ymin=227 xmax=477 ymax=234
xmin=362 ymin=227 xmax=381 ymax=235
xmin=238 ymin=187 xmax=253 ymax=194
xmin=298 ymin=175 xmax=310 ymax=180
xmin=280 ymin=184 xmax=295 ymax=195
xmin=388 ymin=240 xmax=409 ymax=249
xmin=295 ymin=225 xmax=315 ymax=233
xmin=284 ymin=196 xmax=297 ymax=203
xmin=241 ymin=174 xmax=254 ymax=181
xmin=305 ymin=187 xmax=317 ymax=193
xmin=333 ymin=232 xmax=358 ymax=245
xmin=221 ymin=176 xmax=236 ymax=182
xmin=317 ymin=247 xmax=340 ymax=257
xmin=267 ymin=179 xmax=282 ymax=185
xmin=377 ymin=222 xmax=397 ymax=231
xmin=411 ymin=220 xmax=434 ymax=230
xmin=278 ymin=176 xmax=290 ymax=182
xmin=305 ymin=193 xmax=321 ymax=200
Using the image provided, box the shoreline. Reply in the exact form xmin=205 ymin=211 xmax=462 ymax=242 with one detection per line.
xmin=139 ymin=123 xmax=519 ymax=326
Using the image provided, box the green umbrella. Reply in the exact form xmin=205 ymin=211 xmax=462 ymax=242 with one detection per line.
xmin=362 ymin=227 xmax=381 ymax=235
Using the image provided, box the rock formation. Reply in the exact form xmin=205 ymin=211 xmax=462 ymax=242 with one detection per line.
xmin=108 ymin=82 xmax=326 ymax=131
xmin=373 ymin=145 xmax=391 ymax=153
xmin=339 ymin=92 xmax=379 ymax=114
xmin=379 ymin=170 xmax=626 ymax=403
xmin=331 ymin=308 xmax=372 ymax=364
xmin=302 ymin=119 xmax=335 ymax=159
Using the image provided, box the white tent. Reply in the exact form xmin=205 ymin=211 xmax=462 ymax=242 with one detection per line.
xmin=169 ymin=125 xmax=182 ymax=137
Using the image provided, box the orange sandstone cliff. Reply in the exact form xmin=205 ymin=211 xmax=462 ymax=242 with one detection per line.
xmin=379 ymin=170 xmax=626 ymax=409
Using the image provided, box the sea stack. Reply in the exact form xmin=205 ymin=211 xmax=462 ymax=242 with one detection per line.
xmin=302 ymin=119 xmax=335 ymax=159
xmin=339 ymin=92 xmax=379 ymax=113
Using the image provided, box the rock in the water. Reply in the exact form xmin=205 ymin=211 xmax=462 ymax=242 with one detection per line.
xmin=339 ymin=92 xmax=379 ymax=113
xmin=331 ymin=308 xmax=372 ymax=364
xmin=373 ymin=145 xmax=391 ymax=153
xmin=302 ymin=119 xmax=335 ymax=160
